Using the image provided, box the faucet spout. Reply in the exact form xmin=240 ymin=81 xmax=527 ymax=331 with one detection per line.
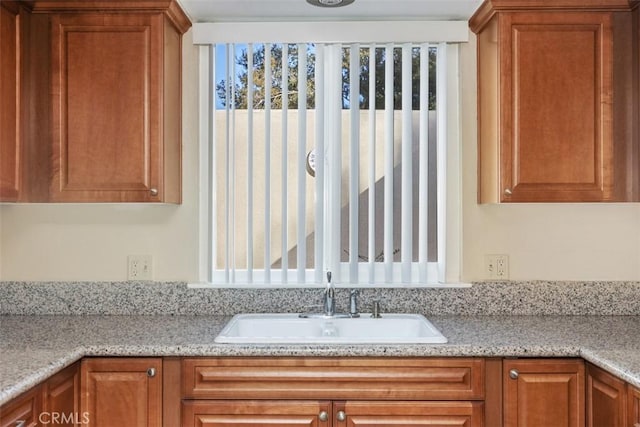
xmin=323 ymin=271 xmax=335 ymax=316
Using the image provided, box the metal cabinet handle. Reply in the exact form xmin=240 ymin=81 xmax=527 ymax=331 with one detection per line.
xmin=504 ymin=188 xmax=513 ymax=196
xmin=150 ymin=188 xmax=158 ymax=196
xmin=509 ymin=369 xmax=519 ymax=379
xmin=318 ymin=411 xmax=328 ymax=421
xmin=337 ymin=410 xmax=346 ymax=421
xmin=147 ymin=367 xmax=156 ymax=377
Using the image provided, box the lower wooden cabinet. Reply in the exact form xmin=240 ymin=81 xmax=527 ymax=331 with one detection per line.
xmin=181 ymin=400 xmax=484 ymax=427
xmin=336 ymin=401 xmax=483 ymax=427
xmin=0 ymin=362 xmax=79 ymax=427
xmin=182 ymin=400 xmax=332 ymax=427
xmin=503 ymin=359 xmax=585 ymax=427
xmin=81 ymin=358 xmax=162 ymax=427
xmin=0 ymin=386 xmax=41 ymax=427
xmin=180 ymin=358 xmax=485 ymax=427
xmin=630 ymin=384 xmax=640 ymax=427
xmin=587 ymin=363 xmax=627 ymax=427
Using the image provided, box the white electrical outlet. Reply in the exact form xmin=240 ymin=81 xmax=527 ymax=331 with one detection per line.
xmin=485 ymin=254 xmax=509 ymax=280
xmin=128 ymin=255 xmax=153 ymax=280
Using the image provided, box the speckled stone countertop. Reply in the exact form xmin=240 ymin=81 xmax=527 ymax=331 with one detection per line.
xmin=1 ymin=314 xmax=639 ymax=406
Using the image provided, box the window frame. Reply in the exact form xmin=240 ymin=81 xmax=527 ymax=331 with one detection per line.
xmin=192 ymin=21 xmax=466 ymax=288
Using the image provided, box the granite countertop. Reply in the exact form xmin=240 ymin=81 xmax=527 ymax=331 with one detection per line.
xmin=1 ymin=314 xmax=640 ymax=406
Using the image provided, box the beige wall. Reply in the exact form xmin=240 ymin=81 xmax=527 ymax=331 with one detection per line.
xmin=1 ymin=29 xmax=639 ymax=282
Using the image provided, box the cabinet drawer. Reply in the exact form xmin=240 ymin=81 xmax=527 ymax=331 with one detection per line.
xmin=182 ymin=357 xmax=484 ymax=400
xmin=182 ymin=400 xmax=331 ymax=427
xmin=337 ymin=401 xmax=484 ymax=427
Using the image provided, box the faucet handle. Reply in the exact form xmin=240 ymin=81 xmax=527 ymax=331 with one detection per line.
xmin=326 ymin=271 xmax=332 ymax=285
xmin=349 ymin=289 xmax=360 ymax=317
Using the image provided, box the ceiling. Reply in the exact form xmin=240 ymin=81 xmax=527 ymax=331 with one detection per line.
xmin=177 ymin=0 xmax=484 ymax=22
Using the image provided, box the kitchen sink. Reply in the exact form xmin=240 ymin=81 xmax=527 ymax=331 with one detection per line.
xmin=214 ymin=313 xmax=447 ymax=344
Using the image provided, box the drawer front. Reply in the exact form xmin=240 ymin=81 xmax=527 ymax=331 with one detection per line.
xmin=182 ymin=358 xmax=484 ymax=400
xmin=182 ymin=400 xmax=331 ymax=427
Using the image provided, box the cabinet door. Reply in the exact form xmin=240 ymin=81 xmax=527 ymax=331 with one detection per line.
xmin=334 ymin=401 xmax=483 ymax=427
xmin=81 ymin=358 xmax=162 ymax=427
xmin=630 ymin=385 xmax=640 ymax=427
xmin=0 ymin=385 xmax=42 ymax=427
xmin=43 ymin=362 xmax=81 ymax=427
xmin=181 ymin=400 xmax=332 ymax=427
xmin=499 ymin=12 xmax=614 ymax=202
xmin=504 ymin=359 xmax=585 ymax=427
xmin=0 ymin=2 xmax=20 ymax=202
xmin=586 ymin=363 xmax=626 ymax=427
xmin=50 ymin=14 xmax=163 ymax=202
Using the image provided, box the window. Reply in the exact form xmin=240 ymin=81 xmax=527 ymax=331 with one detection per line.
xmin=195 ymin=22 xmax=466 ymax=286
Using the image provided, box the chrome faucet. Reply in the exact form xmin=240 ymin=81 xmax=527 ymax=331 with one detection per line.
xmin=299 ymin=271 xmax=355 ymax=319
xmin=349 ymin=289 xmax=360 ymax=317
xmin=323 ymin=271 xmax=335 ymax=316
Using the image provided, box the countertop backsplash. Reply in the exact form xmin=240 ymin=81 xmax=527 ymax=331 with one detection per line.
xmin=1 ymin=281 xmax=639 ymax=316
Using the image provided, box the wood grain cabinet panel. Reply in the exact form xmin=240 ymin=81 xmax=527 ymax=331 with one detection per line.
xmin=0 ymin=1 xmax=21 ymax=202
xmin=182 ymin=357 xmax=484 ymax=401
xmin=586 ymin=363 xmax=627 ymax=427
xmin=43 ymin=362 xmax=81 ymax=427
xmin=335 ymin=401 xmax=484 ymax=427
xmin=182 ymin=400 xmax=332 ymax=427
xmin=45 ymin=0 xmax=190 ymax=203
xmin=503 ymin=359 xmax=585 ymax=427
xmin=0 ymin=385 xmax=41 ymax=427
xmin=471 ymin=1 xmax=638 ymax=202
xmin=81 ymin=358 xmax=162 ymax=427
xmin=630 ymin=384 xmax=640 ymax=427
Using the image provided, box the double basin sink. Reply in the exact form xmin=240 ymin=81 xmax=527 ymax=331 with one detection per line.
xmin=214 ymin=313 xmax=447 ymax=344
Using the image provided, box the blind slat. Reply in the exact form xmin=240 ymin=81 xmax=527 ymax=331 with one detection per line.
xmin=419 ymin=43 xmax=430 ymax=283
xmin=297 ymin=43 xmax=308 ymax=282
xmin=367 ymin=45 xmax=376 ymax=283
xmin=401 ymin=43 xmax=413 ymax=283
xmin=383 ymin=43 xmax=394 ymax=283
xmin=314 ymin=44 xmax=325 ymax=284
xmin=349 ymin=44 xmax=360 ymax=283
xmin=264 ymin=44 xmax=272 ymax=283
xmin=281 ymin=45 xmax=289 ymax=282
xmin=247 ymin=43 xmax=254 ymax=282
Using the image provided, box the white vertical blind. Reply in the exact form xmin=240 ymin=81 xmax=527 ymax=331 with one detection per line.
xmin=297 ymin=43 xmax=308 ymax=282
xmin=314 ymin=45 xmax=325 ymax=284
xmin=349 ymin=44 xmax=360 ymax=283
xmin=202 ymin=40 xmax=452 ymax=286
xmin=418 ymin=43 xmax=430 ymax=283
xmin=281 ymin=44 xmax=289 ymax=282
xmin=400 ymin=43 xmax=413 ymax=283
xmin=383 ymin=43 xmax=394 ymax=283
xmin=263 ymin=44 xmax=272 ymax=283
xmin=247 ymin=43 xmax=254 ymax=283
xmin=367 ymin=45 xmax=376 ymax=284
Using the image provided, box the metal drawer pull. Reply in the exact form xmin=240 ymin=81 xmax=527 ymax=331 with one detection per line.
xmin=147 ymin=367 xmax=156 ymax=377
xmin=509 ymin=369 xmax=519 ymax=379
xmin=150 ymin=188 xmax=158 ymax=196
xmin=318 ymin=411 xmax=328 ymax=421
xmin=337 ymin=410 xmax=346 ymax=421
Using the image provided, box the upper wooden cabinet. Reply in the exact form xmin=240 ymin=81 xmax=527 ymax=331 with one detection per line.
xmin=0 ymin=2 xmax=21 ymax=202
xmin=16 ymin=0 xmax=191 ymax=203
xmin=471 ymin=0 xmax=639 ymax=203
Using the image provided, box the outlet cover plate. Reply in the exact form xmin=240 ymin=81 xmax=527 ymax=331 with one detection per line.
xmin=128 ymin=255 xmax=153 ymax=280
